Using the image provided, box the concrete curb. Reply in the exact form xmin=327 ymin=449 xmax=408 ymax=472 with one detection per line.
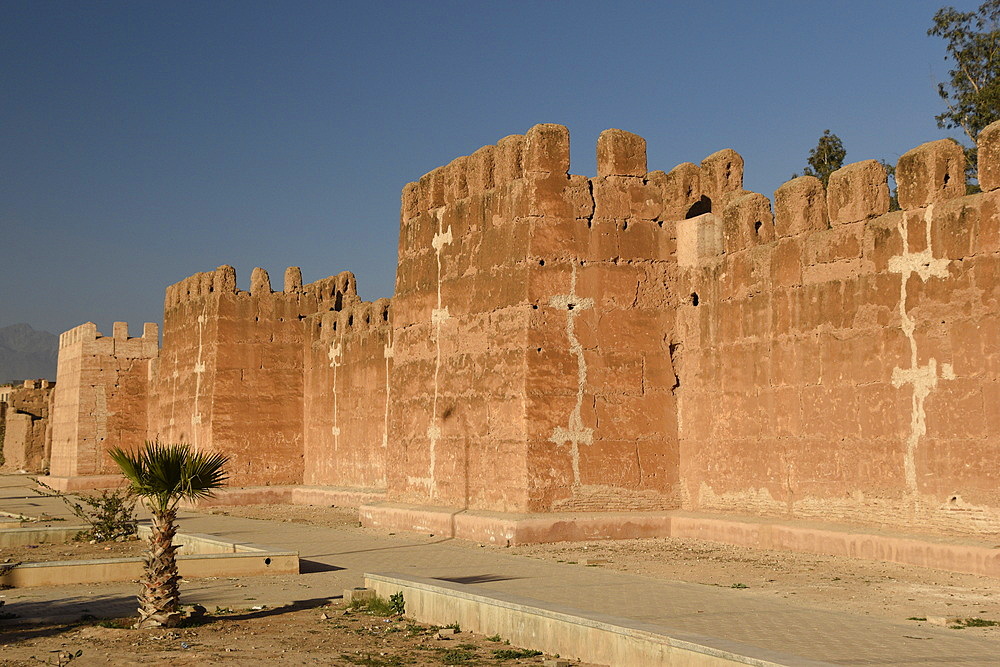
xmin=364 ymin=572 xmax=836 ymax=667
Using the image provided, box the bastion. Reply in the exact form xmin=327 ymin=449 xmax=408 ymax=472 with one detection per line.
xmin=41 ymin=122 xmax=1000 ymax=557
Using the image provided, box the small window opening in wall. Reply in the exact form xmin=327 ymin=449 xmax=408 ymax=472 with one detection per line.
xmin=382 ymin=309 xmax=389 ymax=321
xmin=531 ymin=304 xmax=538 ymax=309
xmin=691 ymin=292 xmax=699 ymax=306
xmin=686 ymin=196 xmax=712 ymax=218
xmin=754 ymin=220 xmax=763 ymax=234
xmin=622 ymin=220 xmax=629 ymax=230
xmin=348 ymin=315 xmax=354 ymax=326
xmin=364 ymin=315 xmax=370 ymax=324
xmin=264 ymin=557 xmax=271 ymax=565
xmin=536 ymin=347 xmax=542 ymax=352
xmin=944 ymin=172 xmax=951 ymax=185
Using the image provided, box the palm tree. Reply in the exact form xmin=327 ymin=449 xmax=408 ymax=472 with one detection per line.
xmin=109 ymin=441 xmax=229 ymax=629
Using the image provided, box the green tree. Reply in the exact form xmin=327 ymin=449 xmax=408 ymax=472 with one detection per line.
xmin=110 ymin=441 xmax=228 ymax=629
xmin=797 ymin=130 xmax=846 ymax=186
xmin=929 ymin=1 xmax=1000 ymax=179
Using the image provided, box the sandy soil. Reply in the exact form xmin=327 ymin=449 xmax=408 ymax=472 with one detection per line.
xmin=1 ymin=538 xmax=145 ymax=565
xmin=0 ymin=599 xmax=597 ymax=666
xmin=206 ymin=504 xmax=1000 ymax=636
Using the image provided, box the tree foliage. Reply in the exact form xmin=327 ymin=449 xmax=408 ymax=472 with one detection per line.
xmin=798 ymin=130 xmax=846 ymax=186
xmin=929 ymin=1 xmax=1000 ymax=175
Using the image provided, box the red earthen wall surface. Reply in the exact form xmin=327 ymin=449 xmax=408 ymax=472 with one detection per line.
xmin=678 ymin=138 xmax=1000 ymax=535
xmin=303 ymin=296 xmax=391 ymax=488
xmin=49 ymin=322 xmax=157 ymax=479
xmin=46 ymin=121 xmax=1000 ymax=541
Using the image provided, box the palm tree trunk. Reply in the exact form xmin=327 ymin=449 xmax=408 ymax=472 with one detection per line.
xmin=135 ymin=507 xmax=183 ymax=629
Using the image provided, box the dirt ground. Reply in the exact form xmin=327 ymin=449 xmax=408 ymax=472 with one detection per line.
xmin=208 ymin=504 xmax=1000 ymax=635
xmin=0 ymin=599 xmax=596 ymax=666
xmin=3 ymin=502 xmax=998 ymax=664
xmin=1 ymin=538 xmax=145 ymax=565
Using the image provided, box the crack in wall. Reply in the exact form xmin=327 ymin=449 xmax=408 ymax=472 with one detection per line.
xmin=409 ymin=209 xmax=452 ymax=494
xmin=191 ymin=307 xmax=208 ymax=446
xmin=887 ymin=204 xmax=952 ymax=498
xmin=382 ymin=341 xmax=393 ymax=483
xmin=548 ymin=261 xmax=594 ymax=487
xmin=328 ymin=340 xmax=342 ymax=448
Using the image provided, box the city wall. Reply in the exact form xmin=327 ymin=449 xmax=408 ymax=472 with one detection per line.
xmin=0 ymin=379 xmax=56 ymax=471
xmin=44 ymin=121 xmax=1000 ymax=543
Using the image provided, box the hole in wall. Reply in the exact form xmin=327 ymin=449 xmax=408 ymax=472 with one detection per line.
xmin=754 ymin=220 xmax=763 ymax=234
xmin=382 ymin=308 xmax=389 ymax=321
xmin=691 ymin=292 xmax=700 ymax=306
xmin=531 ymin=304 xmax=538 ymax=310
xmin=587 ymin=219 xmax=593 ymax=228
xmin=538 ymin=259 xmax=545 ymax=266
xmin=567 ymin=303 xmax=576 ymax=310
xmin=348 ymin=315 xmax=354 ymax=326
xmin=944 ymin=172 xmax=951 ymax=185
xmin=334 ymin=292 xmax=343 ymax=310
xmin=536 ymin=347 xmax=542 ymax=352
xmin=685 ymin=196 xmax=712 ymax=218
xmin=657 ymin=220 xmax=664 ymax=228
xmin=264 ymin=558 xmax=271 ymax=566
xmin=622 ymin=221 xmax=629 ymax=230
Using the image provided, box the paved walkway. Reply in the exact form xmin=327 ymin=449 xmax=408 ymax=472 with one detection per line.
xmin=2 ymin=476 xmax=998 ymax=665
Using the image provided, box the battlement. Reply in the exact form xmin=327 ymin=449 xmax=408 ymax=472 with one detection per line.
xmin=303 ymin=270 xmax=359 ymax=312
xmin=313 ymin=296 xmax=391 ymax=341
xmin=58 ymin=321 xmax=158 ymax=351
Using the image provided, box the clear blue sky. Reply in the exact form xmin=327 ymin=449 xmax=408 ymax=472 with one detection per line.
xmin=0 ymin=0 xmax=970 ymax=336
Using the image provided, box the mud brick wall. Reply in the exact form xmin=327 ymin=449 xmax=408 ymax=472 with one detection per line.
xmin=49 ymin=322 xmax=158 ymax=477
xmin=678 ymin=135 xmax=1000 ymax=534
xmin=149 ymin=266 xmax=324 ymax=486
xmin=389 ymin=124 xmax=714 ymax=513
xmin=303 ymin=295 xmax=391 ymax=488
xmin=0 ymin=380 xmax=56 ymax=471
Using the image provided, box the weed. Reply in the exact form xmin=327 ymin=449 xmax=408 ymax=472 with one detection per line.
xmin=731 ymin=583 xmax=749 ymax=589
xmin=492 ymin=647 xmax=542 ymax=660
xmin=32 ymin=478 xmax=137 ymax=542
xmin=349 ymin=594 xmax=401 ymax=617
xmin=485 ymin=634 xmax=503 ymax=642
xmin=94 ymin=618 xmax=131 ymax=629
xmin=389 ymin=591 xmax=405 ymax=615
xmin=444 ymin=621 xmax=461 ymax=632
xmin=907 ymin=616 xmax=927 ymax=622
xmin=436 ymin=647 xmax=478 ymax=664
xmin=340 ymin=654 xmax=406 ymax=666
xmin=951 ymin=617 xmax=999 ymax=628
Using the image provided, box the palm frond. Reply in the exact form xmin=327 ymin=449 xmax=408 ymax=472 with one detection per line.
xmin=108 ymin=440 xmax=230 ymax=511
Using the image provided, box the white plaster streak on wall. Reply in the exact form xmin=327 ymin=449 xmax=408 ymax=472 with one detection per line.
xmin=328 ymin=340 xmax=342 ymax=453
xmin=548 ymin=262 xmax=595 ymax=486
xmin=382 ymin=340 xmax=393 ymax=480
xmin=191 ymin=308 xmax=208 ymax=447
xmin=417 ymin=211 xmax=453 ymax=495
xmin=888 ymin=204 xmax=951 ymax=496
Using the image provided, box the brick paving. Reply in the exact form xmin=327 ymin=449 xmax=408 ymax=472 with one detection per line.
xmin=2 ymin=476 xmax=998 ymax=665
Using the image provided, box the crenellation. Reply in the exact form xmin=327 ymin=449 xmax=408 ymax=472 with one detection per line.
xmin=774 ymin=175 xmax=828 ymax=237
xmin=650 ymin=162 xmax=702 ymax=222
xmin=596 ymin=128 xmax=646 ymax=178
xmin=722 ymin=192 xmax=775 ymax=253
xmin=213 ymin=264 xmax=237 ymax=293
xmin=401 ymin=181 xmax=420 ymax=222
xmin=978 ymin=119 xmax=1000 ymax=191
xmin=827 ymin=159 xmax=890 ymax=225
xmin=113 ymin=321 xmax=128 ymax=340
xmin=250 ymin=267 xmax=271 ymax=296
xmin=495 ymin=134 xmax=526 ymax=185
xmin=700 ymin=148 xmax=744 ymax=208
xmin=524 ymin=123 xmax=570 ymax=176
xmin=896 ymin=138 xmax=966 ymax=209
xmin=466 ymin=144 xmax=496 ymax=194
xmin=443 ymin=155 xmax=469 ymax=204
xmin=284 ymin=266 xmax=303 ymax=292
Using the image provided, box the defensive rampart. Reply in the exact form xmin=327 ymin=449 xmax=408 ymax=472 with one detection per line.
xmin=44 ymin=121 xmax=1000 ymax=544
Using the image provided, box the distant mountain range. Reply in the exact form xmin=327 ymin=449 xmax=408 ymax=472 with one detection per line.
xmin=0 ymin=323 xmax=58 ymax=384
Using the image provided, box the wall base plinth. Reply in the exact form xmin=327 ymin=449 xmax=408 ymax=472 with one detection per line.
xmin=359 ymin=503 xmax=674 ymax=545
xmin=41 ymin=475 xmax=125 ymax=492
